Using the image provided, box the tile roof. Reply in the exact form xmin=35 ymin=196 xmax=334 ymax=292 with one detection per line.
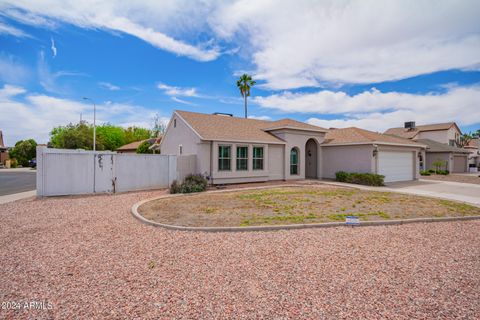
xmin=465 ymin=138 xmax=479 ymax=149
xmin=415 ymin=139 xmax=470 ymax=153
xmin=323 ymin=127 xmax=425 ymax=147
xmin=175 ymin=110 xmax=327 ymax=143
xmin=263 ymin=119 xmax=328 ymax=132
xmin=117 ymin=138 xmax=156 ymax=151
xmin=384 ymin=122 xmax=458 ymax=139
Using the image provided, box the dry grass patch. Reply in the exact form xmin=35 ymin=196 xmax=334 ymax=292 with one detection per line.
xmin=138 ymin=186 xmax=480 ymax=227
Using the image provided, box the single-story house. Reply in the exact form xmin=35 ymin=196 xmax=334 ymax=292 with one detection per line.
xmin=116 ymin=138 xmax=157 ymax=153
xmin=385 ymin=122 xmax=468 ymax=172
xmin=0 ymin=130 xmax=8 ymax=165
xmin=416 ymin=139 xmax=470 ymax=173
xmin=160 ymin=110 xmax=425 ymax=184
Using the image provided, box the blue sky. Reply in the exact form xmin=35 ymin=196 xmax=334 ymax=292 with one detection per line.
xmin=0 ymin=1 xmax=479 ymax=145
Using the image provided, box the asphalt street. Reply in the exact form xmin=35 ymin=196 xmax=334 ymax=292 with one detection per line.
xmin=0 ymin=170 xmax=36 ymax=196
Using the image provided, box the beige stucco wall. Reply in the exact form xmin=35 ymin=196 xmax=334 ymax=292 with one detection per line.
xmin=268 ymin=144 xmax=285 ymax=180
xmin=425 ymin=152 xmax=451 ymax=171
xmin=160 ymin=113 xmax=206 ymax=177
xmin=321 ymin=145 xmax=374 ymax=179
xmin=270 ymin=129 xmax=325 ymax=180
xmin=417 ymin=127 xmax=460 ymax=145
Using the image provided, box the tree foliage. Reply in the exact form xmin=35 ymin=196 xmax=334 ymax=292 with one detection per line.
xmin=49 ymin=122 xmax=152 ymax=151
xmin=457 ymin=133 xmax=473 ymax=148
xmin=236 ymin=74 xmax=256 ymax=118
xmin=10 ymin=139 xmax=37 ymax=166
xmin=136 ymin=140 xmax=154 ymax=154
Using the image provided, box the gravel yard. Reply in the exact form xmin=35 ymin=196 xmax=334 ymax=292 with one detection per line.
xmin=422 ymin=173 xmax=480 ymax=184
xmin=1 ymin=190 xmax=480 ymax=319
xmin=139 ymin=186 xmax=480 ymax=227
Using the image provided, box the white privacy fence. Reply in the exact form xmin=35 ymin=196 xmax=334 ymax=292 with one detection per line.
xmin=36 ymin=147 xmax=195 ymax=196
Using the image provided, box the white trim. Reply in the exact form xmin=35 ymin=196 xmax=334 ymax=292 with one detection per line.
xmin=321 ymin=141 xmax=426 ymax=148
xmin=263 ymin=126 xmax=328 ymax=133
xmin=208 ymin=138 xmax=286 ymax=145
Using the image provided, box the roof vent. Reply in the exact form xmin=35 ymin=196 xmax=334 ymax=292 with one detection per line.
xmin=404 ymin=121 xmax=416 ymax=130
xmin=213 ymin=112 xmax=233 ymax=117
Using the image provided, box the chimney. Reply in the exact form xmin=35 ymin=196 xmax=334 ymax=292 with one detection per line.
xmin=404 ymin=121 xmax=416 ymax=130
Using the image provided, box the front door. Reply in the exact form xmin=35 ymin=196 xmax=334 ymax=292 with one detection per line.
xmin=305 ymin=139 xmax=317 ymax=178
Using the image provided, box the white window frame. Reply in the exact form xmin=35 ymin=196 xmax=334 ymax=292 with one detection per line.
xmin=252 ymin=146 xmax=264 ymax=171
xmin=218 ymin=145 xmax=232 ymax=171
xmin=236 ymin=145 xmax=248 ymax=171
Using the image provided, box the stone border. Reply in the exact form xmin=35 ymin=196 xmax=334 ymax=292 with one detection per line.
xmin=131 ymin=184 xmax=480 ymax=232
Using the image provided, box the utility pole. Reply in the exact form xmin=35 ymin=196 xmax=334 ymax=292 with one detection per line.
xmin=82 ymin=97 xmax=96 ymax=151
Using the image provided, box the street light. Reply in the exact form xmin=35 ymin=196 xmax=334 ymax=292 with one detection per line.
xmin=82 ymin=97 xmax=96 ymax=151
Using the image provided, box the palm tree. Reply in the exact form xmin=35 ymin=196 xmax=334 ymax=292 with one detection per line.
xmin=237 ymin=74 xmax=256 ymax=118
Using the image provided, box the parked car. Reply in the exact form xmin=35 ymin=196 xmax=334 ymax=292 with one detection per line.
xmin=29 ymin=158 xmax=37 ymax=168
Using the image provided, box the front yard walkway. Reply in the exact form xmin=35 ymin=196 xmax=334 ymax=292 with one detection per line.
xmin=1 ymin=190 xmax=479 ymax=318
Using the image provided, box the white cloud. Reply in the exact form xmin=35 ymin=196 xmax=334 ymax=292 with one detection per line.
xmin=0 ymin=55 xmax=30 ymax=83
xmin=157 ymin=83 xmax=198 ymax=97
xmin=253 ymin=85 xmax=480 ymax=131
xmin=99 ymin=82 xmax=120 ymax=91
xmin=50 ymin=37 xmax=57 ymax=57
xmin=0 ymin=1 xmax=219 ymax=61
xmin=2 ymin=1 xmax=478 ymax=87
xmin=0 ymin=20 xmax=29 ymax=37
xmin=171 ymin=96 xmax=196 ymax=106
xmin=0 ymin=84 xmax=163 ymax=145
xmin=210 ymin=0 xmax=480 ymax=89
xmin=248 ymin=115 xmax=271 ymax=120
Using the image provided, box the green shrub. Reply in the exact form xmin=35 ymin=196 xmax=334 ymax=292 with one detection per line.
xmin=169 ymin=180 xmax=182 ymax=194
xmin=169 ymin=174 xmax=208 ymax=194
xmin=335 ymin=172 xmax=384 ymax=186
xmin=420 ymin=170 xmax=431 ymax=176
xmin=437 ymin=170 xmax=449 ymax=175
xmin=335 ymin=171 xmax=349 ymax=182
xmin=428 ymin=169 xmax=436 ymax=174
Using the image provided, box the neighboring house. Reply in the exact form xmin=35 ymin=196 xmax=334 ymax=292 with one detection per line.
xmin=0 ymin=130 xmax=9 ymax=165
xmin=116 ymin=138 xmax=156 ymax=153
xmin=160 ymin=111 xmax=424 ymax=184
xmin=385 ymin=121 xmax=468 ymax=173
xmin=385 ymin=122 xmax=461 ymax=146
xmin=464 ymin=138 xmax=479 ymax=169
xmin=148 ymin=135 xmax=163 ymax=153
xmin=415 ymin=139 xmax=470 ymax=173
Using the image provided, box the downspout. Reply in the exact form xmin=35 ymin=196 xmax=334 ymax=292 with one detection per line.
xmin=210 ymin=140 xmax=214 ymax=185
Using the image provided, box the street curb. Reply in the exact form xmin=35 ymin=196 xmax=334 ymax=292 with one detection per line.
xmin=131 ymin=185 xmax=480 ymax=233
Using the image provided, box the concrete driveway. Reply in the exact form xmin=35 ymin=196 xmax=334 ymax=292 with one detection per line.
xmin=386 ymin=179 xmax=480 ymax=206
xmin=0 ymin=169 xmax=36 ymax=196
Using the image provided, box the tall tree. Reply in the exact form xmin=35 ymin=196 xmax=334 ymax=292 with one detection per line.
xmin=10 ymin=139 xmax=37 ymax=166
xmin=236 ymin=74 xmax=256 ymax=118
xmin=458 ymin=132 xmax=473 ymax=148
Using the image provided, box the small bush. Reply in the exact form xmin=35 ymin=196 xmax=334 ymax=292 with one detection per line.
xmin=428 ymin=169 xmax=436 ymax=174
xmin=169 ymin=180 xmax=182 ymax=194
xmin=335 ymin=172 xmax=384 ymax=186
xmin=169 ymin=174 xmax=208 ymax=194
xmin=437 ymin=170 xmax=449 ymax=175
xmin=335 ymin=171 xmax=349 ymax=182
xmin=420 ymin=170 xmax=431 ymax=176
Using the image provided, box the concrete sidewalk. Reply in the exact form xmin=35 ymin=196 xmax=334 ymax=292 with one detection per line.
xmin=0 ymin=190 xmax=36 ymax=204
xmin=320 ymin=180 xmax=480 ymax=207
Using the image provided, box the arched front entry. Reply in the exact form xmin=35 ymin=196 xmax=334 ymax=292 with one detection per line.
xmin=305 ymin=138 xmax=318 ymax=178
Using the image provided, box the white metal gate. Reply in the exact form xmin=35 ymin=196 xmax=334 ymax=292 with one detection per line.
xmin=37 ymin=147 xmax=182 ymax=196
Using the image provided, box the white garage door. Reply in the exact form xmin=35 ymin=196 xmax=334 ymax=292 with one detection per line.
xmin=378 ymin=151 xmax=414 ymax=182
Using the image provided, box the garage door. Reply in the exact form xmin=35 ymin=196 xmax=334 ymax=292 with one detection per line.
xmin=378 ymin=151 xmax=414 ymax=182
xmin=453 ymin=155 xmax=467 ymax=173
